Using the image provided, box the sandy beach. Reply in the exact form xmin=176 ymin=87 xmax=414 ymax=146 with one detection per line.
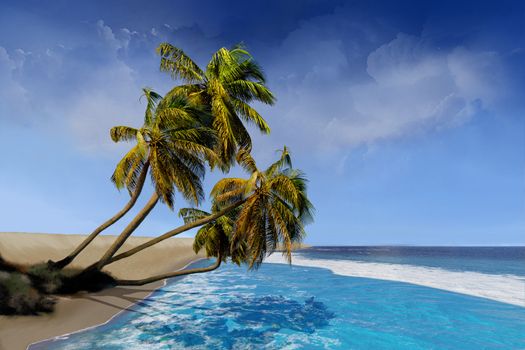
xmin=0 ymin=232 xmax=205 ymax=350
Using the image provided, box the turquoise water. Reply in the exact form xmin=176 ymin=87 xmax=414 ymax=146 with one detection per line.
xmin=32 ymin=259 xmax=525 ymax=349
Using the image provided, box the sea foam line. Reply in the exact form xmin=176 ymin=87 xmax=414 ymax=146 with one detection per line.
xmin=265 ymin=254 xmax=525 ymax=307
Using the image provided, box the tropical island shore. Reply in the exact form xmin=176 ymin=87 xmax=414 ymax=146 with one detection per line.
xmin=0 ymin=232 xmax=205 ymax=350
xmin=3 ymin=233 xmax=522 ymax=349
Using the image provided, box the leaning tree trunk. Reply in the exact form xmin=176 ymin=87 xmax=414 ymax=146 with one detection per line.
xmin=115 ymin=253 xmax=222 ymax=286
xmin=90 ymin=192 xmax=160 ymax=271
xmin=102 ymin=198 xmax=246 ymax=267
xmin=49 ymin=162 xmax=150 ymax=269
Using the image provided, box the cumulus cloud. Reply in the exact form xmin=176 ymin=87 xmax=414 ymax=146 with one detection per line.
xmin=0 ymin=12 xmax=512 ymax=159
xmin=0 ymin=19 xmax=230 ymax=153
xmin=62 ymin=21 xmax=145 ymax=152
xmin=0 ymin=20 xmax=163 ymax=153
xmin=264 ymin=31 xmax=507 ymax=153
xmin=0 ymin=47 xmax=29 ymax=120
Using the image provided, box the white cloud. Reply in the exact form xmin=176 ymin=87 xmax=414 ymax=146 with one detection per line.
xmin=0 ymin=16 xmax=510 ymax=159
xmin=0 ymin=21 xmax=157 ymax=153
xmin=447 ymin=47 xmax=505 ymax=107
xmin=96 ymin=19 xmax=122 ymax=50
xmin=0 ymin=46 xmax=29 ymax=120
xmin=265 ymin=32 xmax=506 ymax=154
xmin=61 ymin=21 xmax=145 ymax=151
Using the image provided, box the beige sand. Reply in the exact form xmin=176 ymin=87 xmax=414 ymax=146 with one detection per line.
xmin=0 ymin=232 xmax=205 ymax=350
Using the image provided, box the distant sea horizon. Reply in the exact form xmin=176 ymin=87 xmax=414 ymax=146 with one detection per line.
xmin=307 ymin=244 xmax=525 ymax=247
xmin=5 ymin=231 xmax=525 ymax=246
xmin=292 ymin=246 xmax=525 ymax=276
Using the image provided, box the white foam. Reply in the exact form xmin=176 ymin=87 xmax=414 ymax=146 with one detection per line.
xmin=265 ymin=254 xmax=525 ymax=307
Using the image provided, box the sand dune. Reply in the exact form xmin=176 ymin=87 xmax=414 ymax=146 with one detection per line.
xmin=0 ymin=232 xmax=205 ymax=350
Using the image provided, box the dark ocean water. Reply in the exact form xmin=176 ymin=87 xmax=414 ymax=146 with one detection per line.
xmin=299 ymin=246 xmax=525 ymax=276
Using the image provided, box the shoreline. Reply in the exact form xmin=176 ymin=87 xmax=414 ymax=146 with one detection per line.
xmin=3 ymin=234 xmax=522 ymax=348
xmin=0 ymin=232 xmax=205 ymax=350
xmin=26 ymin=257 xmax=206 ymax=350
xmin=265 ymin=254 xmax=525 ymax=307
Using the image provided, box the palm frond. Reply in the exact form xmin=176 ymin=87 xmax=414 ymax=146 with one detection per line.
xmin=211 ymin=177 xmax=248 ymax=204
xmin=210 ymin=93 xmax=237 ymax=165
xmin=236 ymin=58 xmax=266 ymax=83
xmin=179 ymin=207 xmax=211 ymax=224
xmin=155 ymin=106 xmax=201 ymax=128
xmin=236 ymin=148 xmax=258 ymax=174
xmin=265 ymin=146 xmax=292 ymax=176
xmin=228 ymin=112 xmax=253 ymax=155
xmin=149 ymin=146 xmax=176 ymax=208
xmin=164 ymin=84 xmax=207 ymax=105
xmin=206 ymin=47 xmax=243 ymax=82
xmin=157 ymin=43 xmax=204 ymax=83
xmin=110 ymin=126 xmax=139 ymax=143
xmin=227 ymin=80 xmax=275 ymax=105
xmin=141 ymin=88 xmax=162 ymax=125
xmin=111 ymin=144 xmax=147 ymax=191
xmin=231 ymin=99 xmax=271 ymax=134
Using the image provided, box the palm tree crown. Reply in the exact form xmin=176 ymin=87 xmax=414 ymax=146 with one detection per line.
xmin=157 ymin=43 xmax=275 ymax=170
xmin=110 ymin=88 xmax=216 ymax=209
xmin=183 ymin=147 xmax=314 ymax=268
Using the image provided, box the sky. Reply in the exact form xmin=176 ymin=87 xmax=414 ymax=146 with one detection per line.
xmin=0 ymin=0 xmax=524 ymax=245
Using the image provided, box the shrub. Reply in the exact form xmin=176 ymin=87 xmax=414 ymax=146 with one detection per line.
xmin=58 ymin=268 xmax=116 ymax=294
xmin=0 ymin=261 xmax=115 ymax=315
xmin=27 ymin=263 xmax=80 ymax=294
xmin=26 ymin=263 xmax=115 ymax=294
xmin=0 ymin=272 xmax=55 ymax=315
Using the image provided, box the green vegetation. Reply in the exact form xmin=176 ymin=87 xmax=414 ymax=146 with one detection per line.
xmin=157 ymin=42 xmax=275 ymax=167
xmin=0 ymin=272 xmax=53 ymax=315
xmin=0 ymin=262 xmax=116 ymax=314
xmin=1 ymin=42 xmax=313 ymax=313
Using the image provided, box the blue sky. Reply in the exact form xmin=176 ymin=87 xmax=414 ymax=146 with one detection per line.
xmin=0 ymin=0 xmax=523 ymax=245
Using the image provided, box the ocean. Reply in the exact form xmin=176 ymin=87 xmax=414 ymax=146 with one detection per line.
xmin=296 ymin=246 xmax=525 ymax=276
xmin=31 ymin=247 xmax=525 ymax=349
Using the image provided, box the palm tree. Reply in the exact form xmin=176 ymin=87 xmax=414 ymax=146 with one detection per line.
xmin=213 ymin=147 xmax=314 ymax=268
xmin=48 ymin=89 xmax=162 ymax=269
xmin=89 ymin=90 xmax=217 ymax=271
xmin=112 ymin=147 xmax=313 ymax=285
xmin=157 ymin=42 xmax=275 ymax=169
xmin=89 ymin=44 xmax=275 ymax=271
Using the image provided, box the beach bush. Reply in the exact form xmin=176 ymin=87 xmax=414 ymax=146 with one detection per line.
xmin=27 ymin=263 xmax=82 ymax=294
xmin=58 ymin=268 xmax=116 ymax=294
xmin=0 ymin=256 xmax=21 ymax=272
xmin=0 ymin=271 xmax=55 ymax=315
xmin=26 ymin=263 xmax=115 ymax=294
xmin=0 ymin=262 xmax=116 ymax=315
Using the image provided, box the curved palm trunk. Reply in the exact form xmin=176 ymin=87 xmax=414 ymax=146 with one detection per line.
xmin=115 ymin=256 xmax=221 ymax=286
xmin=50 ymin=162 xmax=150 ymax=269
xmin=103 ymin=198 xmax=246 ymax=267
xmin=92 ymin=192 xmax=160 ymax=271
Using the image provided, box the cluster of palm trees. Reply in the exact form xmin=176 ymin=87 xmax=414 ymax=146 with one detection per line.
xmin=48 ymin=43 xmax=313 ymax=286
